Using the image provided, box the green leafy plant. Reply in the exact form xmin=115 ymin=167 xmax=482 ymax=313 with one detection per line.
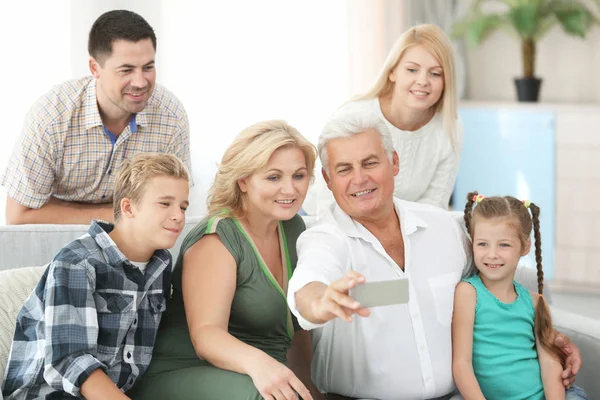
xmin=453 ymin=0 xmax=600 ymax=78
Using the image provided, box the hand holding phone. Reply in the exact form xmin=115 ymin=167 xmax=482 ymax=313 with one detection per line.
xmin=349 ymin=278 xmax=409 ymax=308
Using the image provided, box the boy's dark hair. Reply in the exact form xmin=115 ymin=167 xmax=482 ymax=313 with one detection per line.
xmin=464 ymin=191 xmax=566 ymax=368
xmin=88 ymin=10 xmax=157 ymax=65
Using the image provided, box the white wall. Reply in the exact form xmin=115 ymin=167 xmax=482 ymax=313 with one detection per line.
xmin=157 ymin=1 xmax=349 ymax=215
xmin=346 ymin=0 xmax=409 ymax=96
xmin=0 ymin=1 xmax=349 ymax=222
xmin=464 ymin=22 xmax=600 ymax=102
xmin=0 ymin=2 xmax=72 ymax=224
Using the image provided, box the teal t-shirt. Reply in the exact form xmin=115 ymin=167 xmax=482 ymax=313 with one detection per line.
xmin=464 ymin=274 xmax=544 ymax=400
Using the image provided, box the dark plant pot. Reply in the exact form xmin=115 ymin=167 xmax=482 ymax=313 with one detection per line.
xmin=514 ymin=77 xmax=542 ymax=102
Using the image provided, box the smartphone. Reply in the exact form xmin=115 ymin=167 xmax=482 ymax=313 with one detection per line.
xmin=349 ymin=278 xmax=409 ymax=308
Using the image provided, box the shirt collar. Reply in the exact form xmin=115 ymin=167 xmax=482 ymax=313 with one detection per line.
xmin=330 ymin=198 xmax=428 ymax=239
xmin=88 ymin=220 xmax=171 ymax=268
xmin=129 ymin=114 xmax=138 ymax=133
xmin=136 ymin=105 xmax=147 ymax=127
xmin=83 ymin=78 xmax=104 ymax=130
xmin=394 ymin=198 xmax=428 ymax=235
xmin=88 ymin=220 xmax=128 ymax=265
xmin=83 ymin=78 xmax=146 ymax=132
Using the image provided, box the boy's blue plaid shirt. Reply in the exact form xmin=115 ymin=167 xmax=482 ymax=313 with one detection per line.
xmin=2 ymin=221 xmax=172 ymax=399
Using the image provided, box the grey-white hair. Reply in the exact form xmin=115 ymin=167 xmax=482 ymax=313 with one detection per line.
xmin=318 ymin=111 xmax=394 ymax=175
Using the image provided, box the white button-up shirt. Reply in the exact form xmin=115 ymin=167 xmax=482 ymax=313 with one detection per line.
xmin=288 ymin=199 xmax=472 ymax=400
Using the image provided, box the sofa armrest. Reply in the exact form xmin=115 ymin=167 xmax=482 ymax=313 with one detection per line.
xmin=551 ymin=306 xmax=600 ymax=398
xmin=0 ymin=266 xmax=47 ymax=387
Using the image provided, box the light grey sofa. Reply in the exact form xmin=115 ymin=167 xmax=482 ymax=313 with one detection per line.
xmin=0 ymin=216 xmax=599 ymax=399
xmin=0 ymin=216 xmax=203 ymax=272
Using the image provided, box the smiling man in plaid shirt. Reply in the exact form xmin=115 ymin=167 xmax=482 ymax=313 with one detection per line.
xmin=2 ymin=153 xmax=190 ymax=400
xmin=1 ymin=10 xmax=192 ymax=225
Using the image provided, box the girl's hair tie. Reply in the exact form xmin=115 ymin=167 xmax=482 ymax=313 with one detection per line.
xmin=522 ymin=199 xmax=531 ymax=208
xmin=473 ymin=194 xmax=485 ymax=203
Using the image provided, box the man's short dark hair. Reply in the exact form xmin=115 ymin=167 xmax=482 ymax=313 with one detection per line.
xmin=88 ymin=10 xmax=157 ymax=65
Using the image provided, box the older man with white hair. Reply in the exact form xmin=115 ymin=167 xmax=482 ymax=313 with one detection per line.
xmin=287 ymin=112 xmax=582 ymax=400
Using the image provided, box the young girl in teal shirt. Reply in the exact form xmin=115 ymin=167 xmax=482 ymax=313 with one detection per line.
xmin=452 ymin=192 xmax=588 ymax=400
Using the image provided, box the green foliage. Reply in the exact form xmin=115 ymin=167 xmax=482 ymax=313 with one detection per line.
xmin=452 ymin=0 xmax=599 ymax=44
xmin=452 ymin=0 xmax=599 ymax=77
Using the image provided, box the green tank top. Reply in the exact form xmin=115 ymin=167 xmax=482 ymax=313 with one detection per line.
xmin=151 ymin=213 xmax=305 ymax=368
xmin=465 ymin=274 xmax=544 ymax=400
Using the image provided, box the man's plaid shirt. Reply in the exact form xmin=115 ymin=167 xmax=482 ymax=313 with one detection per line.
xmin=1 ymin=221 xmax=172 ymax=399
xmin=1 ymin=76 xmax=192 ymax=209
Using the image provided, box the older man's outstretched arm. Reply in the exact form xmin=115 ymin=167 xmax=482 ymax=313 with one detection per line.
xmin=295 ymin=271 xmax=371 ymax=325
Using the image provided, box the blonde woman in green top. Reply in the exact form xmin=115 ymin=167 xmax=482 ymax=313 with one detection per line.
xmin=129 ymin=120 xmax=323 ymax=400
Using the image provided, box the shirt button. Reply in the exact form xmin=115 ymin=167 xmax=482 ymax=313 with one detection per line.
xmin=108 ymin=169 xmax=112 ymax=175
xmin=102 ymin=195 xmax=106 ymax=199
xmin=419 ymin=344 xmax=425 ymax=351
xmin=425 ymin=376 xmax=431 ymax=382
xmin=127 ymin=352 xmax=132 ymax=359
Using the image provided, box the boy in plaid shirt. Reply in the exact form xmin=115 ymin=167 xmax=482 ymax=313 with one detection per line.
xmin=2 ymin=153 xmax=189 ymax=399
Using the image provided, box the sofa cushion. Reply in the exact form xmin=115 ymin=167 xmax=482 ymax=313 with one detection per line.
xmin=0 ymin=266 xmax=46 ymax=383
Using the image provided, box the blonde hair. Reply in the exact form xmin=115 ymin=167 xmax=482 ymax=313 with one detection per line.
xmin=113 ymin=153 xmax=190 ymax=221
xmin=354 ymin=24 xmax=458 ymax=150
xmin=207 ymin=120 xmax=317 ymax=218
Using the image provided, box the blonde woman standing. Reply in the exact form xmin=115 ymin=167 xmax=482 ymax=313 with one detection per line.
xmin=315 ymin=23 xmax=462 ymax=214
xmin=129 ymin=121 xmax=323 ymax=400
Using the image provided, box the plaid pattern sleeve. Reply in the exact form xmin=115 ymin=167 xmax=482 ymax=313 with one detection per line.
xmin=165 ymin=103 xmax=194 ymax=186
xmin=1 ymin=221 xmax=172 ymax=400
xmin=1 ymin=102 xmax=57 ymax=209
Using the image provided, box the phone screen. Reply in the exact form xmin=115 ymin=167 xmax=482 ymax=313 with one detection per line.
xmin=350 ymin=278 xmax=409 ymax=308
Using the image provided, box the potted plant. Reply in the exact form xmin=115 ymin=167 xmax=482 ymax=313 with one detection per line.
xmin=453 ymin=0 xmax=600 ymax=102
